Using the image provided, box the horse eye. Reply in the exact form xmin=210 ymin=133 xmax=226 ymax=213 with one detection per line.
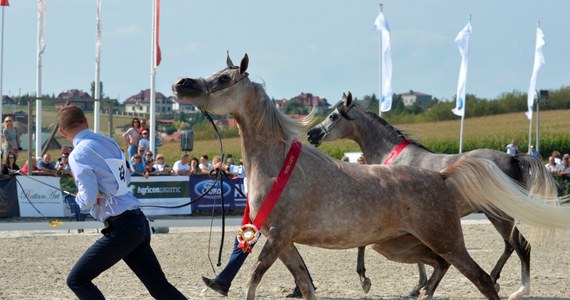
xmin=219 ymin=74 xmax=231 ymax=84
xmin=329 ymin=113 xmax=338 ymax=121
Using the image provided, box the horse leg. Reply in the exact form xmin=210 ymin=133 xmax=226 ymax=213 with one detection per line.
xmin=278 ymin=243 xmax=317 ymax=299
xmin=356 ymin=246 xmax=372 ymax=293
xmin=486 ymin=212 xmax=531 ymax=300
xmin=372 ymin=236 xmax=448 ymax=299
xmin=246 ymin=229 xmax=315 ymax=300
xmin=438 ymin=246 xmax=501 ymax=300
xmin=410 ymin=263 xmax=428 ymax=297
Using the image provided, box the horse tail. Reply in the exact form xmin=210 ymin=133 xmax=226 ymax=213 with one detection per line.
xmin=515 ymin=154 xmax=560 ymax=198
xmin=442 ymin=157 xmax=570 ymax=230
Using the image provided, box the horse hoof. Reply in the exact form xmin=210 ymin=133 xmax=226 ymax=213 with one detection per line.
xmin=361 ymin=278 xmax=371 ymax=293
xmin=408 ymin=287 xmax=421 ymax=297
xmin=494 ymin=282 xmax=500 ymax=293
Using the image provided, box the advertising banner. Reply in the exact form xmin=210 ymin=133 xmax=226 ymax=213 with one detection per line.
xmin=130 ymin=176 xmax=192 ymax=215
xmin=190 ymin=175 xmax=246 ymax=211
xmin=16 ymin=176 xmax=66 ymax=217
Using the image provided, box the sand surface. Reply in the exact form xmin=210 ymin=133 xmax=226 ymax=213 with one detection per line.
xmin=1 ymin=223 xmax=569 ymax=300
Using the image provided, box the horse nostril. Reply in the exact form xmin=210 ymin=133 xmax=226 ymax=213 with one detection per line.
xmin=175 ymin=78 xmax=187 ymax=86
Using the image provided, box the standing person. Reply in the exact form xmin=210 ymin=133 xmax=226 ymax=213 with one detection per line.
xmin=122 ymin=117 xmax=141 ymax=160
xmin=505 ymin=139 xmax=518 ymax=156
xmin=138 ymin=130 xmax=151 ymax=154
xmin=58 ymin=106 xmax=186 ymax=300
xmin=2 ymin=116 xmax=21 ymax=158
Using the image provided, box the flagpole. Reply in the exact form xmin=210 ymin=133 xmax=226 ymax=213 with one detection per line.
xmin=93 ymin=0 xmax=102 ymax=133
xmin=526 ymin=21 xmax=545 ymax=153
xmin=35 ymin=0 xmax=45 ymax=159
xmin=94 ymin=0 xmax=102 ymax=133
xmin=149 ymin=0 xmax=158 ymax=153
xmin=377 ymin=4 xmax=383 ymax=117
xmin=0 ymin=6 xmax=5 ymax=152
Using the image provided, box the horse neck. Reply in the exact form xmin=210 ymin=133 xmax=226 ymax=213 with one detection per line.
xmin=235 ymin=116 xmax=286 ymax=179
xmin=353 ymin=110 xmax=405 ymax=163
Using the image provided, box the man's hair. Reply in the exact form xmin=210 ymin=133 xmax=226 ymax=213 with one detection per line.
xmin=58 ymin=106 xmax=87 ymax=131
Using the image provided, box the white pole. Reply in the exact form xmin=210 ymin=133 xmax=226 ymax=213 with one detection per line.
xmin=377 ymin=4 xmax=383 ymax=117
xmin=0 ymin=7 xmax=5 ymax=154
xmin=149 ymin=0 xmax=157 ymax=153
xmin=527 ymin=90 xmax=534 ymax=152
xmin=35 ymin=2 xmax=44 ymax=159
xmin=94 ymin=0 xmax=102 ymax=133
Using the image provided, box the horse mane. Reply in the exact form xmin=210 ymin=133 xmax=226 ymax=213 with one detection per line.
xmin=339 ymin=103 xmax=433 ymax=153
xmin=249 ymin=81 xmax=315 ymax=144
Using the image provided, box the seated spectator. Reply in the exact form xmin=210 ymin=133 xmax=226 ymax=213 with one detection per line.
xmin=57 ymin=145 xmax=72 ymax=164
xmin=130 ymin=154 xmax=146 ymax=176
xmin=552 ymin=150 xmax=562 ymax=165
xmin=213 ymin=157 xmax=246 ymax=178
xmin=144 ymin=159 xmax=157 ymax=178
xmin=55 ymin=152 xmax=72 ymax=176
xmin=133 ymin=146 xmax=147 ymax=164
xmin=173 ymin=153 xmax=191 ymax=176
xmin=559 ymin=154 xmax=570 ymax=180
xmin=144 ymin=150 xmax=154 ymax=162
xmin=21 ymin=157 xmax=40 ymax=175
xmin=545 ymin=156 xmax=561 ymax=173
xmin=1 ymin=151 xmax=20 ymax=175
xmin=190 ymin=157 xmax=200 ymax=175
xmin=199 ymin=155 xmax=212 ymax=174
xmin=356 ymin=155 xmax=366 ymax=165
xmin=153 ymin=154 xmax=171 ymax=175
xmin=37 ymin=153 xmax=57 ymax=176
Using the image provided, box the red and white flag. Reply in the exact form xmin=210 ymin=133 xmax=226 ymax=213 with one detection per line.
xmin=154 ymin=0 xmax=161 ymax=67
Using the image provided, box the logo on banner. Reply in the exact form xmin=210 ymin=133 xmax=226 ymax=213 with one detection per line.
xmin=194 ymin=180 xmax=232 ymax=200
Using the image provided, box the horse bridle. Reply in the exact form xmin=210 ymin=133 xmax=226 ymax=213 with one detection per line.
xmin=199 ymin=69 xmax=250 ymax=111
xmin=315 ymin=102 xmax=355 ymax=146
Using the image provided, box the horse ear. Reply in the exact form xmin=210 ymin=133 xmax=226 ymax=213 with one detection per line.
xmin=239 ymin=54 xmax=249 ymax=74
xmin=227 ymin=51 xmax=235 ymax=68
xmin=346 ymin=92 xmax=353 ymax=106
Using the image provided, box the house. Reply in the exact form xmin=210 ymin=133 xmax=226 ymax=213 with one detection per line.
xmin=2 ymin=95 xmax=15 ymax=105
xmin=124 ymin=89 xmax=175 ymax=114
xmin=55 ymin=89 xmax=94 ymax=111
xmin=292 ymin=92 xmax=330 ymax=114
xmin=399 ymin=90 xmax=432 ymax=107
xmin=171 ymin=96 xmax=198 ymax=112
xmin=273 ymin=93 xmax=330 ymax=114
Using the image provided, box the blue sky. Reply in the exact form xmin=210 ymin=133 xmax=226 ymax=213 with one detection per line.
xmin=1 ymin=0 xmax=569 ymax=105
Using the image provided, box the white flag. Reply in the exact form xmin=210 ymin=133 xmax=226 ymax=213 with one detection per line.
xmin=526 ymin=26 xmax=545 ymax=120
xmin=95 ymin=0 xmax=102 ymax=64
xmin=38 ymin=0 xmax=46 ymax=55
xmin=374 ymin=11 xmax=392 ymax=112
xmin=452 ymin=20 xmax=472 ymax=117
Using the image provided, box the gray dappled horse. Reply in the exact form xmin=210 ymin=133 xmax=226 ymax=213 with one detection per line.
xmin=307 ymin=92 xmax=560 ymax=300
xmin=173 ymin=54 xmax=570 ymax=300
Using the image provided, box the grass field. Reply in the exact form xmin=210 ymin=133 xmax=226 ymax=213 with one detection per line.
xmin=11 ymin=107 xmax=570 ymax=166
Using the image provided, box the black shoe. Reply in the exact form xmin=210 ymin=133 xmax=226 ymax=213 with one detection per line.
xmin=202 ymin=276 xmax=229 ymax=297
xmin=286 ymin=286 xmax=302 ymax=298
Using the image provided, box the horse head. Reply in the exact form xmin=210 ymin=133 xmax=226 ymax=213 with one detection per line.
xmin=172 ymin=53 xmax=250 ymax=114
xmin=307 ymin=91 xmax=356 ymax=146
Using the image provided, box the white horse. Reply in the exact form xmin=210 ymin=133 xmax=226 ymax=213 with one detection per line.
xmin=173 ymin=54 xmax=570 ymax=300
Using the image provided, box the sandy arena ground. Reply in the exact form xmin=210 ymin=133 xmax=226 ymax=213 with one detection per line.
xmin=1 ymin=222 xmax=569 ymax=300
